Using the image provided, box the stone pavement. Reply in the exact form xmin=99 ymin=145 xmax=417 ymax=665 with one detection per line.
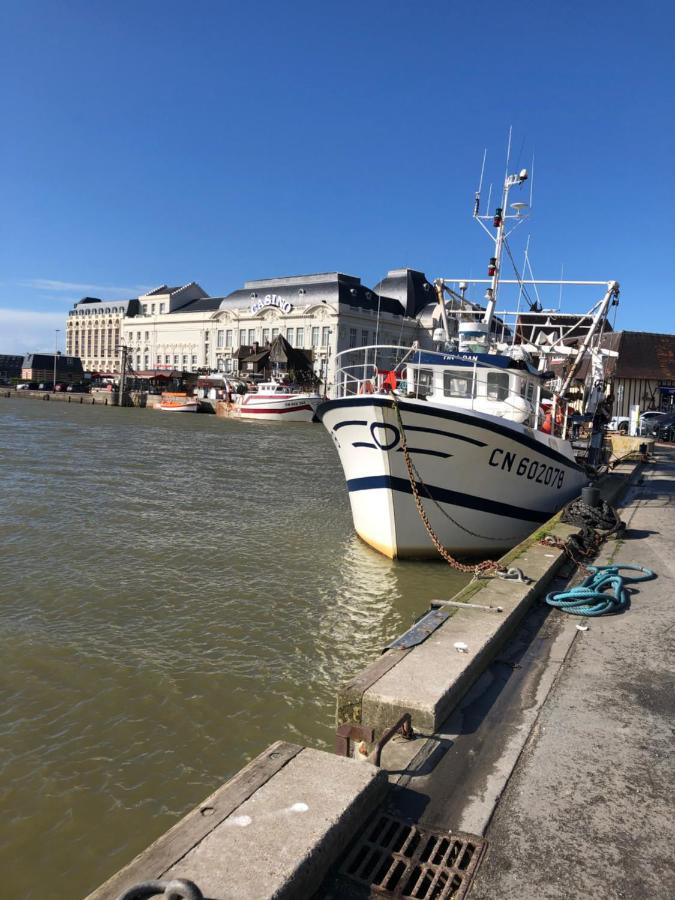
xmin=469 ymin=448 xmax=675 ymax=900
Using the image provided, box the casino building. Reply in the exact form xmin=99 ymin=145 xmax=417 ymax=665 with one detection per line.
xmin=119 ymin=269 xmax=439 ymax=387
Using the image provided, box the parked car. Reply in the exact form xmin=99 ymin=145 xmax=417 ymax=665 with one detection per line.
xmin=646 ymin=410 xmax=675 ymax=442
xmin=66 ymin=383 xmax=90 ymax=393
xmin=16 ymin=383 xmax=34 ymax=390
xmin=638 ymin=410 xmax=666 ymax=435
xmin=607 ymin=411 xmax=666 ymax=435
xmin=607 ymin=415 xmax=629 ymax=433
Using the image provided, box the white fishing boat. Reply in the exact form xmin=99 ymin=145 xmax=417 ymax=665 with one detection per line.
xmin=318 ymin=149 xmax=619 ymax=558
xmin=230 ymin=381 xmax=321 ymax=422
xmin=158 ymin=392 xmax=199 ymax=413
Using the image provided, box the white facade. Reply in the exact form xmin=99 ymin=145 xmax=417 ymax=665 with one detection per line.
xmin=66 ymin=298 xmax=139 ymax=373
xmin=121 ymin=273 xmax=426 ymax=388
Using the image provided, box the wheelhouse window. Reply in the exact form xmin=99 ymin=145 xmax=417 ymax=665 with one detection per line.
xmin=526 ymin=382 xmax=535 ymax=403
xmin=443 ymin=371 xmax=474 ymax=398
xmin=487 ymin=371 xmax=509 ymax=401
xmin=415 ymin=368 xmax=434 ymax=397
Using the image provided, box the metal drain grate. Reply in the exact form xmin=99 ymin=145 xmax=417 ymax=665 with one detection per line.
xmin=339 ymin=812 xmax=486 ymax=899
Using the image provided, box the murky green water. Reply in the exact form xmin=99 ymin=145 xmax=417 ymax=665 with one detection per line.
xmin=0 ymin=397 xmax=468 ymax=898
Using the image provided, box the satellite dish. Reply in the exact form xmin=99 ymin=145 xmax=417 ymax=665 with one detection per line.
xmin=511 ymin=202 xmax=529 ymax=215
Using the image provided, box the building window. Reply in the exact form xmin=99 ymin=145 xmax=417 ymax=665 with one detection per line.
xmin=311 ymin=326 xmax=320 ymax=346
xmin=144 ymin=331 xmax=149 ymax=341
xmin=286 ymin=327 xmax=294 ymax=345
xmin=321 ymin=326 xmax=330 ymax=346
xmin=225 ymin=329 xmax=233 ymax=348
xmin=349 ymin=328 xmax=357 ymax=348
xmin=272 ymin=327 xmax=279 ymax=340
xmin=165 ymin=354 xmax=170 ymax=364
xmin=144 ymin=355 xmax=149 ymax=368
xmin=296 ymin=327 xmax=304 ymax=347
xmin=173 ymin=355 xmax=179 ymax=365
xmin=136 ymin=331 xmax=141 ymax=341
xmin=217 ymin=330 xmax=224 ymax=348
xmin=156 ymin=355 xmax=161 ymax=365
xmin=239 ymin=329 xmax=246 ymax=346
xmin=159 ymin=303 xmax=165 ymax=314
xmin=204 ymin=331 xmax=210 ymax=342
xmin=361 ymin=329 xmax=369 ymax=346
xmin=248 ymin=328 xmax=256 ymax=345
xmin=142 ymin=304 xmax=147 ymax=315
xmin=191 ymin=354 xmax=197 ymax=365
xmin=262 ymin=328 xmax=270 ymax=344
xmin=182 ymin=355 xmax=188 ymax=367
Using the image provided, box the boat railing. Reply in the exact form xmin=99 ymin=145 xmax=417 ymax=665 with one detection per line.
xmin=333 ymin=344 xmax=557 ymax=431
xmin=333 ymin=344 xmax=428 ymax=398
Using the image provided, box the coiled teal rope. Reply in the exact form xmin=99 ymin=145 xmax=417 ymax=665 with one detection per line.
xmin=545 ymin=564 xmax=655 ymax=617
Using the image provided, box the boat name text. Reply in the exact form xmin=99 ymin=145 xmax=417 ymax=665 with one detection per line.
xmin=488 ymin=447 xmax=565 ymax=489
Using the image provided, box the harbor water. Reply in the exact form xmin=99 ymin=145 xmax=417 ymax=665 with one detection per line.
xmin=0 ymin=398 xmax=469 ymax=899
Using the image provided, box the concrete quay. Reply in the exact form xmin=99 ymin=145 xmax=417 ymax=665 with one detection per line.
xmin=84 ymin=451 xmax=672 ymax=900
xmin=468 ymin=448 xmax=675 ymax=900
xmin=85 ymin=743 xmax=388 ymax=900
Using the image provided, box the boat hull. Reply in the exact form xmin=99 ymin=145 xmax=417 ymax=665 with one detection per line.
xmin=158 ymin=402 xmax=199 ymax=413
xmin=318 ymin=395 xmax=586 ymax=558
xmin=232 ymin=394 xmax=321 ymax=422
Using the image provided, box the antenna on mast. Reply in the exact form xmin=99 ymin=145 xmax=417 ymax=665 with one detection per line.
xmin=504 ymin=126 xmax=513 ymax=182
xmin=473 ymin=148 xmax=487 ymax=217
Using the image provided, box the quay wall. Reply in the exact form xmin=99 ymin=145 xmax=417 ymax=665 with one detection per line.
xmin=1 ymin=388 xmax=117 ymax=405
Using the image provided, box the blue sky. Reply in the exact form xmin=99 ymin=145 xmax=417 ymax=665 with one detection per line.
xmin=1 ymin=0 xmax=673 ymax=353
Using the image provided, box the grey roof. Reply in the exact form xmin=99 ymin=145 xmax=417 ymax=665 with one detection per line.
xmin=170 ymin=296 xmax=225 ymax=314
xmin=217 ymin=271 xmax=408 ymax=318
xmin=145 ymin=284 xmax=184 ymax=296
xmin=373 ymin=268 xmax=435 ymax=318
xmin=71 ymin=297 xmax=140 ymax=315
xmin=23 ymin=353 xmax=84 ymax=372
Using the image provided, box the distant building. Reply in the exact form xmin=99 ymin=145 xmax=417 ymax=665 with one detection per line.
xmin=602 ymin=331 xmax=675 ymax=416
xmin=0 ymin=354 xmax=23 ymax=382
xmin=21 ymin=354 xmax=84 ymax=384
xmin=66 ymin=296 xmax=141 ymax=373
xmin=121 ymin=270 xmax=435 ymax=386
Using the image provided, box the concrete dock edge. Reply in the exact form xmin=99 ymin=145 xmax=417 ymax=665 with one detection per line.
xmin=336 ymin=460 xmax=643 ymax=742
xmin=85 ymin=742 xmax=388 ymax=900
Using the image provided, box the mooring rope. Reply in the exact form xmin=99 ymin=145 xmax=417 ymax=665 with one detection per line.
xmin=545 ymin=564 xmax=654 ymax=616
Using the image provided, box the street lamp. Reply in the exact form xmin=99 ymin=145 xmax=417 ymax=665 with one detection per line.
xmin=53 ymin=329 xmax=60 ymax=391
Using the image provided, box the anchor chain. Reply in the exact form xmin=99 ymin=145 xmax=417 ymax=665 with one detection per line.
xmin=389 ymin=394 xmax=506 ymax=577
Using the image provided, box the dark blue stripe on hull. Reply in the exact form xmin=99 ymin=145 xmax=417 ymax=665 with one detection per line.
xmin=346 ymin=475 xmax=552 ymax=523
xmin=318 ymin=397 xmax=582 ymax=472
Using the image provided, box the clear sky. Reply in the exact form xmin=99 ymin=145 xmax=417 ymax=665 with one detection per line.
xmin=1 ymin=0 xmax=673 ymax=353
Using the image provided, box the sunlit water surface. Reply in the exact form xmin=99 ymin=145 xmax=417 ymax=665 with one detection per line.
xmin=0 ymin=398 xmax=468 ymax=898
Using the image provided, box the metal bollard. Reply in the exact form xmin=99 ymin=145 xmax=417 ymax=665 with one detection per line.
xmin=581 ymin=485 xmax=601 ymax=508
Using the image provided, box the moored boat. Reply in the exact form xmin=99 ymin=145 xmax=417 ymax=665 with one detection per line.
xmin=318 ymin=149 xmax=620 ymax=559
xmin=229 ymin=381 xmax=321 ymax=422
xmin=158 ymin=392 xmax=199 ymax=413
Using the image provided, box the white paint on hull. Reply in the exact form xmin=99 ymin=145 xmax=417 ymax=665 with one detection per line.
xmin=320 ymin=395 xmax=586 ymax=558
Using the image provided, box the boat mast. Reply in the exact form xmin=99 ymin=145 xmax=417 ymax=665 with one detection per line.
xmin=559 ymin=280 xmax=620 ymax=398
xmin=473 ymin=134 xmax=529 ymax=332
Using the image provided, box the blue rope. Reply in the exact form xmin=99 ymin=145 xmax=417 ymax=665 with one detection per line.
xmin=545 ymin=564 xmax=655 ymax=617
